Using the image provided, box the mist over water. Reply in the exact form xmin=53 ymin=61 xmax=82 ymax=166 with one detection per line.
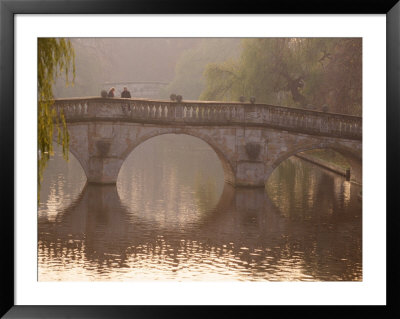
xmin=38 ymin=136 xmax=362 ymax=281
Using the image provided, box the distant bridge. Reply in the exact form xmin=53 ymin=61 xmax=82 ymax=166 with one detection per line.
xmin=53 ymin=97 xmax=362 ymax=187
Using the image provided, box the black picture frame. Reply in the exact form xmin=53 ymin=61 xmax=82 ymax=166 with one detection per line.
xmin=1 ymin=0 xmax=398 ymax=318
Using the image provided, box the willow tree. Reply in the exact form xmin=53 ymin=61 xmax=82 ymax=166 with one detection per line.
xmin=38 ymin=38 xmax=75 ymax=197
xmin=200 ymin=38 xmax=313 ymax=104
xmin=162 ymin=38 xmax=241 ymax=100
xmin=201 ymin=38 xmax=362 ymax=115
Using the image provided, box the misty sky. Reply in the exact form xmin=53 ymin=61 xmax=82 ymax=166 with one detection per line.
xmin=54 ymin=38 xmax=238 ymax=98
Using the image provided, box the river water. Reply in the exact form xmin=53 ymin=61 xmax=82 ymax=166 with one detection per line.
xmin=38 ymin=134 xmax=362 ymax=281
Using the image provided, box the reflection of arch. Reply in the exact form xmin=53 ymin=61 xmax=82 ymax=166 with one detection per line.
xmin=41 ymin=182 xmax=285 ymax=251
xmin=265 ymin=141 xmax=362 ymax=184
xmin=39 ymin=181 xmax=236 ymax=267
xmin=119 ymin=129 xmax=236 ymax=185
xmin=39 ymin=181 xmax=362 ymax=281
xmin=39 ymin=184 xmax=133 ymax=268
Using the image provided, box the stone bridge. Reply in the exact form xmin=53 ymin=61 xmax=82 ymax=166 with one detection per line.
xmin=53 ymin=97 xmax=362 ymax=187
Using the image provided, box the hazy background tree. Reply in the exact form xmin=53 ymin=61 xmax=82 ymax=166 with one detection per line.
xmin=160 ymin=38 xmax=241 ymax=100
xmin=53 ymin=38 xmax=243 ymax=101
xmin=200 ymin=38 xmax=361 ymax=115
xmin=38 ymin=38 xmax=75 ymax=197
xmin=50 ymin=37 xmax=361 ymax=115
xmin=53 ymin=38 xmax=201 ymax=98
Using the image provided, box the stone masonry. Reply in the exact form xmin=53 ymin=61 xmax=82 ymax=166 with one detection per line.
xmin=54 ymin=97 xmax=362 ymax=187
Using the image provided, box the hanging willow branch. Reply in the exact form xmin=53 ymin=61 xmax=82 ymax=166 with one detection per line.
xmin=37 ymin=38 xmax=75 ymax=201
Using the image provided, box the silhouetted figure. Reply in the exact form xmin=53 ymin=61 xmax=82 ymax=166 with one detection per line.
xmin=121 ymin=87 xmax=131 ymax=98
xmin=101 ymin=90 xmax=107 ymax=98
xmin=108 ymin=87 xmax=115 ymax=97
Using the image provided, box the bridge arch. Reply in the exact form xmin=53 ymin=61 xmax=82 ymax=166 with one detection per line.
xmin=118 ymin=128 xmax=236 ymax=185
xmin=265 ymin=141 xmax=362 ymax=184
xmin=54 ymin=97 xmax=362 ymax=187
xmin=67 ymin=145 xmax=89 ymax=180
xmin=51 ymin=136 xmax=89 ymax=180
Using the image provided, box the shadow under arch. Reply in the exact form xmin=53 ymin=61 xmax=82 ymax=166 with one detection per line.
xmin=118 ymin=129 xmax=236 ymax=185
xmin=264 ymin=141 xmax=362 ymax=185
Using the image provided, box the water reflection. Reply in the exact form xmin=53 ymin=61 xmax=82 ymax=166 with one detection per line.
xmin=38 ymin=137 xmax=362 ymax=281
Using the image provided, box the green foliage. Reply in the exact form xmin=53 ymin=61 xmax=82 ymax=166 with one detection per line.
xmin=38 ymin=38 xmax=75 ymax=199
xmin=201 ymin=38 xmax=362 ymax=115
xmin=162 ymin=39 xmax=241 ymax=100
xmin=199 ymin=59 xmax=243 ymax=101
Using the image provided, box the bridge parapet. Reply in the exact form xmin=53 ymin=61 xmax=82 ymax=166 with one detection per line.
xmin=53 ymin=97 xmax=362 ymax=140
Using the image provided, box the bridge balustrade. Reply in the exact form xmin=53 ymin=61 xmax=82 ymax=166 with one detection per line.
xmin=53 ymin=97 xmax=362 ymax=140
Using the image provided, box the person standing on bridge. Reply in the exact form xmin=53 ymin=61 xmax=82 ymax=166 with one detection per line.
xmin=107 ymin=87 xmax=116 ymax=97
xmin=121 ymin=87 xmax=131 ymax=98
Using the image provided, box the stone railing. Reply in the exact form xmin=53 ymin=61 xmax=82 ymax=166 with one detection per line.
xmin=53 ymin=97 xmax=362 ymax=140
